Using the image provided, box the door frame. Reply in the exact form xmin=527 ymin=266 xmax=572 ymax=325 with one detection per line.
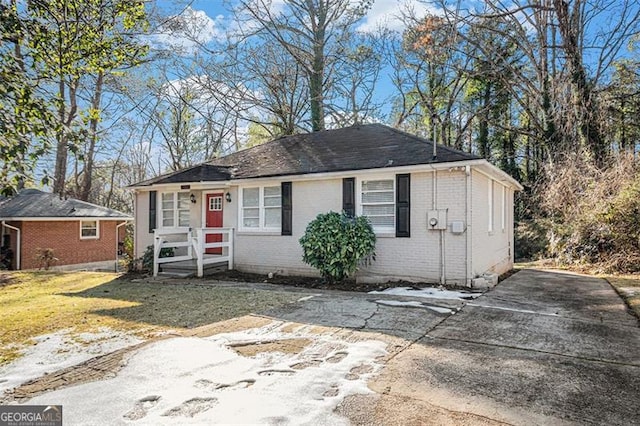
xmin=201 ymin=191 xmax=225 ymax=229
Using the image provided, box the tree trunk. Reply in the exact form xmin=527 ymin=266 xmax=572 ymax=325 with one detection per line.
xmin=78 ymin=71 xmax=104 ymax=201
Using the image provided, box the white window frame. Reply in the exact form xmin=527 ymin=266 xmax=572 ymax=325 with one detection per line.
xmin=239 ymin=185 xmax=282 ymax=232
xmin=501 ymin=185 xmax=506 ymax=232
xmin=488 ymin=179 xmax=494 ymax=233
xmin=357 ymin=176 xmax=396 ymax=234
xmin=80 ymin=220 xmax=99 ymax=240
xmin=160 ymin=191 xmax=191 ymax=229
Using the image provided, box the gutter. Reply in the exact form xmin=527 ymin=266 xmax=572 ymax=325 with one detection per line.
xmin=1 ymin=221 xmax=20 ymax=270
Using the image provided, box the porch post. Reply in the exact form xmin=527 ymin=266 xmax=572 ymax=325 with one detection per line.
xmin=153 ymin=230 xmax=160 ymax=277
xmin=228 ymin=228 xmax=234 ymax=270
xmin=196 ymin=228 xmax=204 ymax=277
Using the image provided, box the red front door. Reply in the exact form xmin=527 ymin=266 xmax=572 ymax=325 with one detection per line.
xmin=205 ymin=193 xmax=224 ymax=254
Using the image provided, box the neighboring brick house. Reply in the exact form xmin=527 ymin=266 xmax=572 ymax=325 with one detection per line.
xmin=0 ymin=189 xmax=131 ymax=271
xmin=130 ymin=124 xmax=523 ymax=287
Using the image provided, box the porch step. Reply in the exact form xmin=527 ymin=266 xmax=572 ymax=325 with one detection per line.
xmin=158 ymin=271 xmax=194 ymax=278
xmin=159 ymin=259 xmax=228 ymax=277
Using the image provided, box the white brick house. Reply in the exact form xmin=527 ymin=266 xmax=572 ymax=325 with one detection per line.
xmin=130 ymin=124 xmax=522 ymax=287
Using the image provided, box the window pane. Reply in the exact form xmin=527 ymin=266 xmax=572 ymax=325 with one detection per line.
xmin=362 ymin=191 xmax=394 ymax=203
xmin=161 ymin=193 xmax=174 ymax=208
xmin=362 ymin=180 xmax=393 ymax=191
xmin=178 ymin=210 xmax=190 ymax=227
xmin=177 ymin=192 xmax=190 ymax=209
xmin=264 ymin=195 xmax=281 ymax=207
xmin=363 ymin=205 xmax=395 ymax=216
xmin=243 ymin=188 xmax=259 ymax=207
xmin=264 ymin=186 xmax=281 ymax=197
xmin=162 ymin=216 xmax=174 ymax=227
xmin=264 ymin=207 xmax=281 ymax=227
xmin=243 ymin=208 xmax=259 ymax=219
xmin=367 ymin=216 xmax=395 ymax=228
xmin=81 ymin=221 xmax=97 ymax=237
xmin=243 ymin=218 xmax=259 ymax=228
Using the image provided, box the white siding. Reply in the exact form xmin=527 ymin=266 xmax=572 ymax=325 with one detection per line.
xmin=470 ymin=170 xmax=514 ymax=276
xmin=134 ymin=164 xmax=517 ymax=285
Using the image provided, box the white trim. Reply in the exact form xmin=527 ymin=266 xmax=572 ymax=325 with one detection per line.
xmin=356 ymin=173 xmax=396 ymax=234
xmin=0 ymin=216 xmax=132 ymax=222
xmin=237 ymin=184 xmax=282 ymax=233
xmin=201 ymin=190 xmax=226 ymax=228
xmin=130 ymin=159 xmax=523 ymax=192
xmin=501 ymin=184 xmax=506 ymax=232
xmin=488 ymin=179 xmax=494 ymax=234
xmin=80 ymin=219 xmax=100 ymax=240
xmin=159 ymin=191 xmax=190 ymax=229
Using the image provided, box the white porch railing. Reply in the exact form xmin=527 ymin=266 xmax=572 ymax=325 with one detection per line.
xmin=153 ymin=227 xmax=234 ymax=277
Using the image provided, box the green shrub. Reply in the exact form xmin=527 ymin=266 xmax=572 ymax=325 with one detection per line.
xmin=299 ymin=212 xmax=376 ymax=283
xmin=141 ymin=245 xmax=174 ymax=272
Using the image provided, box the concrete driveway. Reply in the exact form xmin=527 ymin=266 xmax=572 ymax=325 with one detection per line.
xmin=7 ymin=269 xmax=639 ymax=425
xmin=329 ymin=269 xmax=640 ymax=425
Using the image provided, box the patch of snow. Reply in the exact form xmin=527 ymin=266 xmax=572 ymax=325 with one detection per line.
xmin=374 ymin=300 xmax=453 ymax=314
xmin=0 ymin=328 xmax=142 ymax=396
xmin=375 ymin=300 xmax=424 ymax=308
xmin=369 ymin=286 xmax=482 ymax=300
xmin=297 ymin=294 xmax=321 ymax=302
xmin=424 ymin=306 xmax=455 ymax=314
xmin=25 ymin=323 xmax=388 ymax=425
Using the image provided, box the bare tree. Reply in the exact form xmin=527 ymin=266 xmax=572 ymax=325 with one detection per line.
xmin=233 ymin=0 xmax=372 ymax=131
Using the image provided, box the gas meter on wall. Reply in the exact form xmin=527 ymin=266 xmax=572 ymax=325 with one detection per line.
xmin=427 ymin=209 xmax=447 ymax=230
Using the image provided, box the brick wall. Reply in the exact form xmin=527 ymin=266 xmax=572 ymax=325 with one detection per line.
xmin=20 ymin=220 xmax=123 ymax=270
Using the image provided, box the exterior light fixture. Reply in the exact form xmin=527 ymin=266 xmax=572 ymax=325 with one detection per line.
xmin=225 ymin=192 xmax=232 ymax=203
xmin=190 ymin=193 xmax=197 ymax=204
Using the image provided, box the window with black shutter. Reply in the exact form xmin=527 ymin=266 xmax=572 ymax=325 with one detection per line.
xmin=148 ymin=191 xmax=157 ymax=233
xmin=396 ymin=174 xmax=410 ymax=237
xmin=342 ymin=177 xmax=355 ymax=217
xmin=281 ymin=182 xmax=292 ymax=235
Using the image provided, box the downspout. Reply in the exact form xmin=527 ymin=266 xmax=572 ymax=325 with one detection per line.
xmin=432 ymin=170 xmax=445 ymax=285
xmin=465 ymin=165 xmax=473 ymax=287
xmin=115 ymin=221 xmax=128 ymax=273
xmin=2 ymin=221 xmax=20 ymax=270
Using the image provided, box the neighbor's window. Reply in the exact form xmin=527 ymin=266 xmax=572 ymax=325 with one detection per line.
xmin=80 ymin=220 xmax=98 ymax=239
xmin=361 ymin=179 xmax=395 ymax=233
xmin=241 ymin=186 xmax=281 ymax=230
xmin=161 ymin=192 xmax=190 ymax=228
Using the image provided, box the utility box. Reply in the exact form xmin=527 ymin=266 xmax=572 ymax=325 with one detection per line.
xmin=427 ymin=209 xmax=447 ymax=230
xmin=450 ymin=220 xmax=466 ymax=234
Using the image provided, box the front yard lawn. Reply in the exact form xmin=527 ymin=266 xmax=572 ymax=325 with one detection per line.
xmin=0 ymin=271 xmax=305 ymax=365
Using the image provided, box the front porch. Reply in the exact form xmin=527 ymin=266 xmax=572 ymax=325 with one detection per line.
xmin=153 ymin=228 xmax=234 ymax=277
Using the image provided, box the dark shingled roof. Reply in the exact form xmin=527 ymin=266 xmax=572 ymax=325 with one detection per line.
xmin=132 ymin=124 xmax=479 ymax=186
xmin=0 ymin=189 xmax=132 ymax=219
xmin=132 ymin=164 xmax=233 ymax=187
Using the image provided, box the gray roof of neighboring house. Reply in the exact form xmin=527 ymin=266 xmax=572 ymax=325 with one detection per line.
xmin=132 ymin=123 xmax=479 ymax=187
xmin=0 ymin=189 xmax=132 ymax=219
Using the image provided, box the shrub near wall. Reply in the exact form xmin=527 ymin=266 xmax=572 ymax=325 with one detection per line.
xmin=299 ymin=212 xmax=376 ymax=283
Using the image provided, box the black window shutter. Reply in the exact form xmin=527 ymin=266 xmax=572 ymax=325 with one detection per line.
xmin=396 ymin=174 xmax=410 ymax=237
xmin=148 ymin=191 xmax=157 ymax=233
xmin=342 ymin=177 xmax=355 ymax=217
xmin=281 ymin=182 xmax=292 ymax=236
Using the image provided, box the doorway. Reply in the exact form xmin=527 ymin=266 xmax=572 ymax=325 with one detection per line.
xmin=205 ymin=193 xmax=223 ymax=254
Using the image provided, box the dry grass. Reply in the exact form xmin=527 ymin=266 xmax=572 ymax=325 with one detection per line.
xmin=0 ymin=271 xmax=305 ymax=365
xmin=604 ymin=275 xmax=640 ymax=320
